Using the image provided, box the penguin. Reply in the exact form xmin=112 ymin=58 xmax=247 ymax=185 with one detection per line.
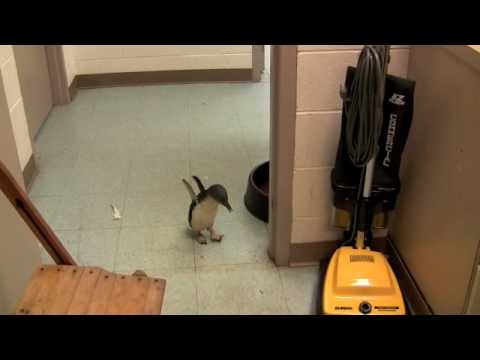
xmin=182 ymin=176 xmax=232 ymax=245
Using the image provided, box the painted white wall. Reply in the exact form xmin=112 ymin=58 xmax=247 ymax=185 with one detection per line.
xmin=62 ymin=45 xmax=253 ymax=84
xmin=0 ymin=45 xmax=33 ymax=170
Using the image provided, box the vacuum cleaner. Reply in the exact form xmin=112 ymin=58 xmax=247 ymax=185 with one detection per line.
xmin=318 ymin=45 xmax=415 ymax=315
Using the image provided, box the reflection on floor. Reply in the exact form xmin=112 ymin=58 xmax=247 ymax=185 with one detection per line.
xmin=30 ymin=70 xmax=319 ymax=314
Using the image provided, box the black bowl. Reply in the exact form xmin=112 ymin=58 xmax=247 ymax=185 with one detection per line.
xmin=244 ymin=161 xmax=269 ymax=222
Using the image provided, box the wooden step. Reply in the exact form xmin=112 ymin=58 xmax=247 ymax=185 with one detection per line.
xmin=15 ymin=265 xmax=166 ymax=315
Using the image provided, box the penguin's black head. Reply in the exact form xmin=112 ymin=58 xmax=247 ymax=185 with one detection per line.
xmin=207 ymin=184 xmax=232 ymax=212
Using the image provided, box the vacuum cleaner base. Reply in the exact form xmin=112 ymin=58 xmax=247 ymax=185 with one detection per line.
xmin=321 ymin=246 xmax=406 ymax=315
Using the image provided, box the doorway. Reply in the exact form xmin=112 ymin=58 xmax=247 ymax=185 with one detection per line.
xmin=26 ymin=45 xmax=318 ymax=314
xmin=13 ymin=46 xmax=53 ymax=140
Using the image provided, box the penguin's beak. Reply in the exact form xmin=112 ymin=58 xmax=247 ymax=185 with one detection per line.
xmin=225 ymin=202 xmax=232 ymax=212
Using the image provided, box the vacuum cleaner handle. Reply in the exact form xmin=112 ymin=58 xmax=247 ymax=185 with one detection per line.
xmin=362 ymin=45 xmax=390 ymax=200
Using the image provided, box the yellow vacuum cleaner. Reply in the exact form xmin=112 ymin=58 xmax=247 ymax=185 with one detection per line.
xmin=322 ymin=239 xmax=405 ymax=315
xmin=319 ymin=45 xmax=414 ymax=315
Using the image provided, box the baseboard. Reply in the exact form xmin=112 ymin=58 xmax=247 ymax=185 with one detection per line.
xmin=67 ymin=67 xmax=257 ymax=103
xmin=385 ymin=236 xmax=433 ymax=315
xmin=23 ymin=155 xmax=38 ymax=192
xmin=252 ymin=46 xmax=265 ymax=82
xmin=72 ymin=68 xmax=254 ymax=90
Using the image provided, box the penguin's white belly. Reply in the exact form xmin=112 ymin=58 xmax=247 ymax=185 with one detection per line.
xmin=191 ymin=198 xmax=219 ymax=232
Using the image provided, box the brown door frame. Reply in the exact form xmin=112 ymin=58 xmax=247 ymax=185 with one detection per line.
xmin=41 ymin=45 xmax=296 ymax=266
xmin=252 ymin=45 xmax=265 ymax=81
xmin=13 ymin=46 xmax=55 ymax=141
xmin=44 ymin=45 xmax=71 ymax=105
xmin=268 ymin=45 xmax=297 ymax=266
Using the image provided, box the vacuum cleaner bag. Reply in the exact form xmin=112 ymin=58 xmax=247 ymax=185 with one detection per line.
xmin=377 ymin=68 xmax=416 ymax=184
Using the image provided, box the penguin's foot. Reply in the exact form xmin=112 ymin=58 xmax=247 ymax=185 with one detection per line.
xmin=209 ymin=228 xmax=224 ymax=242
xmin=196 ymin=232 xmax=208 ymax=245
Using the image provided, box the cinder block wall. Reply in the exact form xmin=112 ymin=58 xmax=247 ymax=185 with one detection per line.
xmin=291 ymin=45 xmax=410 ymax=246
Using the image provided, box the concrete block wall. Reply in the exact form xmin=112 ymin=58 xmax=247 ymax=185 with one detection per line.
xmin=291 ymin=45 xmax=410 ymax=245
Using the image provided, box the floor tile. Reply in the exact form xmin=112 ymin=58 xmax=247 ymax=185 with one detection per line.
xmin=75 ymin=147 xmax=132 ymax=170
xmin=116 ymin=267 xmax=198 ymax=315
xmin=77 ymin=229 xmax=120 ymax=271
xmin=194 ymin=217 xmax=270 ymax=267
xmin=155 ymin=268 xmax=198 ymax=315
xmin=71 ymin=87 xmax=104 ymax=106
xmin=34 ymin=147 xmax=78 ymax=172
xmin=196 ymin=263 xmax=288 ymax=315
xmin=52 ymin=195 xmax=83 ymax=230
xmin=127 ymin=153 xmax=189 ymax=196
xmin=29 ymin=167 xmax=73 ymax=197
xmin=142 ymin=84 xmax=192 ymax=113
xmin=93 ymin=86 xmax=146 ymax=117
xmin=115 ymin=225 xmax=194 ymax=272
xmin=134 ymin=135 xmax=189 ymax=158
xmin=279 ymin=266 xmax=319 ymax=315
xmin=35 ymin=104 xmax=96 ymax=151
xmin=89 ymin=113 xmax=144 ymax=151
xmin=189 ymin=116 xmax=243 ymax=149
xmin=123 ymin=187 xmax=188 ymax=228
xmin=80 ymin=193 xmax=125 ymax=229
xmin=32 ymin=194 xmax=126 ymax=232
xmin=69 ymin=159 xmax=130 ymax=196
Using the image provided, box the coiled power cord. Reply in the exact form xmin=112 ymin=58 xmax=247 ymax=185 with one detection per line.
xmin=340 ymin=45 xmax=390 ymax=247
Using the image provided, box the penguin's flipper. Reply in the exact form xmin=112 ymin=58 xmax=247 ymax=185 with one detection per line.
xmin=182 ymin=179 xmax=198 ymax=204
xmin=192 ymin=175 xmax=206 ymax=192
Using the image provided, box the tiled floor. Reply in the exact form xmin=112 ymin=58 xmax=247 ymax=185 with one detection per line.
xmin=30 ymin=66 xmax=319 ymax=315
